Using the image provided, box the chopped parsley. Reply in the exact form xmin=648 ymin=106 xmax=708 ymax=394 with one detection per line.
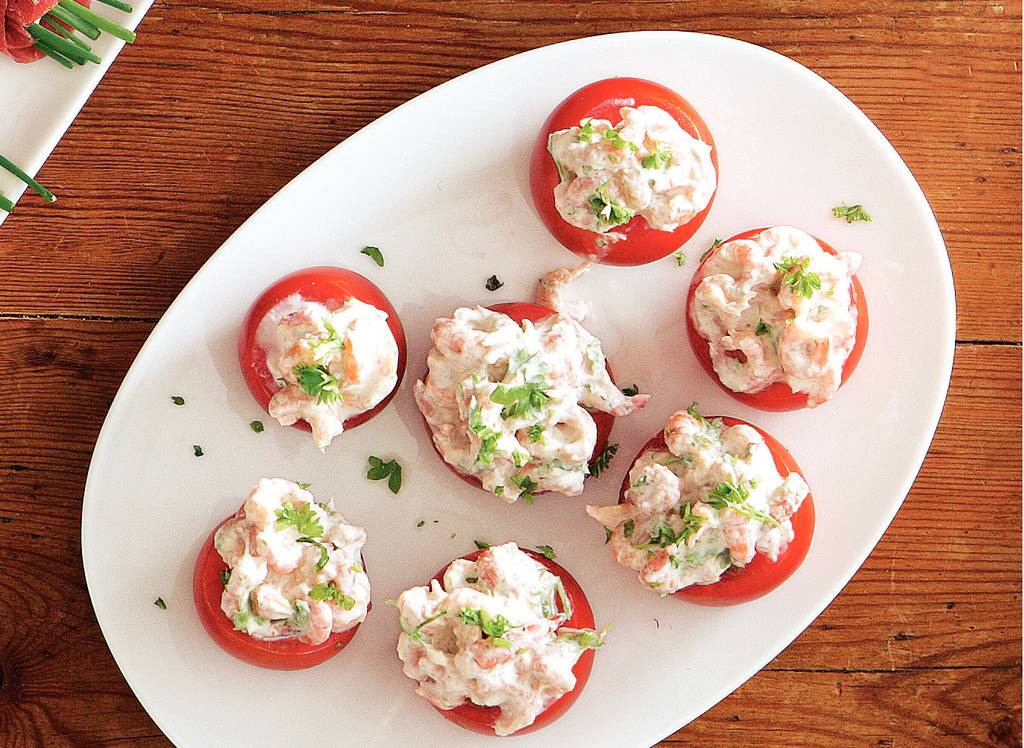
xmin=511 ymin=474 xmax=538 ymax=504
xmin=535 ymin=544 xmax=557 ymax=560
xmin=485 ymin=274 xmax=504 ymax=291
xmin=192 ymin=445 xmax=204 ymax=457
xmin=219 ymin=569 xmax=230 ymax=587
xmin=366 ymin=456 xmax=402 ymax=494
xmin=469 ymin=409 xmax=500 ymax=464
xmin=588 ymin=181 xmax=635 ymax=227
xmin=832 ymin=203 xmax=872 ymax=223
xmin=673 ymin=250 xmax=686 ymax=267
xmin=567 ymin=624 xmax=611 ymax=651
xmin=293 ymin=363 xmax=341 ymax=404
xmin=297 ymin=482 xmax=312 ymax=490
xmin=170 ymin=395 xmax=185 ymax=406
xmin=310 ymin=582 xmax=355 ymax=610
xmin=296 ymin=536 xmax=330 ymax=570
xmin=590 ymin=443 xmax=619 ymax=478
xmin=490 ymin=382 xmax=552 ymax=419
xmin=275 ymin=501 xmax=324 ymax=537
xmin=577 ymin=119 xmax=595 ymax=141
xmin=399 ymin=608 xmax=447 ymax=642
xmin=459 ymin=607 xmax=512 ymax=646
xmin=623 ymin=519 xmax=635 ymax=538
xmin=474 ymin=539 xmax=491 ymax=550
xmin=755 ymin=320 xmax=772 ymax=336
xmin=620 ymin=383 xmax=640 ymax=396
xmin=631 ymin=475 xmax=651 ymax=488
xmin=604 ymin=526 xmax=613 ymax=544
xmin=153 ymin=597 xmax=166 ymax=610
xmin=250 ymin=420 xmax=265 ymax=433
xmin=774 ymin=256 xmax=822 ymax=299
xmin=360 ymin=245 xmax=384 ymax=267
xmin=700 ymin=236 xmax=724 ymax=263
xmin=527 ymin=424 xmax=546 ymax=444
xmin=707 ymin=482 xmax=780 ymax=527
xmin=602 ymin=126 xmax=638 ymax=152
xmin=416 ymin=519 xmax=425 ymax=528
xmin=641 ymin=142 xmax=671 ymax=169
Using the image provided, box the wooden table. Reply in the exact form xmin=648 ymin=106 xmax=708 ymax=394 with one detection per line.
xmin=1 ymin=2 xmax=1019 ymax=745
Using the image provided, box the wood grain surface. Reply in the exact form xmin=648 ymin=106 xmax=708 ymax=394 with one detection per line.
xmin=0 ymin=1 xmax=1020 ymax=746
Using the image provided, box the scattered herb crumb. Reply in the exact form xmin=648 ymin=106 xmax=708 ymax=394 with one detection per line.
xmin=832 ymin=203 xmax=871 ymax=223
xmin=154 ymin=597 xmax=166 ymax=610
xmin=536 ymin=544 xmax=556 ymax=560
xmin=416 ymin=520 xmax=425 ymax=528
xmin=219 ymin=570 xmax=230 ymax=587
xmin=250 ymin=420 xmax=265 ymax=433
xmin=360 ymin=245 xmax=385 ymax=267
xmin=620 ymin=383 xmax=639 ymax=396
xmin=171 ymin=395 xmax=185 ymax=406
xmin=450 ymin=532 xmax=456 ymax=539
xmin=485 ymin=274 xmax=504 ymax=291
xmin=700 ymin=236 xmax=724 ymax=263
xmin=192 ymin=445 xmax=204 ymax=457
xmin=474 ymin=539 xmax=490 ymax=550
xmin=604 ymin=526 xmax=613 ymax=544
xmin=591 ymin=443 xmax=619 ymax=478
xmin=367 ymin=456 xmax=402 ymax=494
xmin=297 ymin=482 xmax=312 ymax=490
xmin=673 ymin=250 xmax=686 ymax=267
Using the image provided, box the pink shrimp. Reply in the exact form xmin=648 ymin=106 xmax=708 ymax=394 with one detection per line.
xmin=721 ymin=511 xmax=757 ymax=565
xmin=302 ymin=600 xmax=334 ymax=645
xmin=470 ymin=639 xmax=515 ymax=669
xmin=535 ymin=262 xmax=591 ymax=321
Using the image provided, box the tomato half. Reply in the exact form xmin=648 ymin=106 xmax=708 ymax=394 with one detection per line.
xmin=192 ymin=513 xmax=366 ymax=670
xmin=529 ymin=77 xmax=718 ymax=266
xmin=618 ymin=416 xmax=814 ymax=606
xmin=425 ymin=547 xmax=596 ymax=736
xmin=421 ymin=301 xmax=616 ymax=496
xmin=238 ymin=266 xmax=407 ymax=433
xmin=686 ymin=228 xmax=869 ymax=411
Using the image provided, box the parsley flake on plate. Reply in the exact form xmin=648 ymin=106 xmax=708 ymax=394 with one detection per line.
xmin=367 ymin=456 xmax=402 ymax=494
xmin=360 ymin=245 xmax=385 ymax=267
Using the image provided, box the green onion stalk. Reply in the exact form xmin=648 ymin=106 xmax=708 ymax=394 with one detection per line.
xmin=31 ymin=0 xmax=136 ymax=69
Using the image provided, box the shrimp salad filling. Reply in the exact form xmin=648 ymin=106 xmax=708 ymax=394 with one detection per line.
xmin=214 ymin=478 xmax=371 ymax=644
xmin=394 ymin=543 xmax=607 ymax=736
xmin=414 ymin=277 xmax=647 ymax=502
xmin=256 ymin=294 xmax=399 ymax=450
xmin=547 ymin=105 xmax=716 ymax=236
xmin=690 ymin=226 xmax=862 ymax=406
xmin=586 ymin=407 xmax=809 ymax=595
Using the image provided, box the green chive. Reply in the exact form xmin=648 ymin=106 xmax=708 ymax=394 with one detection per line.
xmin=44 ymin=18 xmax=92 ymax=50
xmin=28 ymin=23 xmax=100 ymax=64
xmin=46 ymin=5 xmax=101 ymax=40
xmin=0 ymin=154 xmax=56 ymax=203
xmin=33 ymin=39 xmax=77 ymax=68
xmin=94 ymin=0 xmax=133 ymax=12
xmin=57 ymin=0 xmax=136 ymax=43
xmin=0 ymin=194 xmax=14 ymax=213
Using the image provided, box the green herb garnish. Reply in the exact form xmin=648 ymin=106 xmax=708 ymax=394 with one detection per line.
xmin=297 ymin=536 xmax=330 ymax=570
xmin=511 ymin=475 xmax=538 ymax=503
xmin=755 ymin=320 xmax=772 ymax=336
xmin=527 ymin=424 xmax=546 ymax=444
xmin=366 ymin=456 xmax=402 ymax=494
xmin=590 ymin=443 xmax=619 ymax=478
xmin=153 ymin=597 xmax=166 ymax=610
xmin=602 ymin=126 xmax=638 ymax=152
xmin=469 ymin=409 xmax=500 ymax=464
xmin=250 ymin=420 xmax=265 ymax=433
xmin=673 ymin=250 xmax=686 ymax=267
xmin=577 ymin=119 xmax=595 ymax=141
xmin=491 ymin=382 xmax=552 ymax=420
xmin=459 ymin=607 xmax=512 ymax=642
xmin=588 ymin=181 xmax=635 ymax=227
xmin=474 ymin=539 xmax=491 ymax=550
xmin=293 ymin=363 xmax=341 ymax=404
xmin=192 ymin=445 xmax=203 ymax=457
xmin=360 ymin=245 xmax=384 ymax=266
xmin=170 ymin=395 xmax=185 ymax=405
xmin=699 ymin=236 xmax=724 ymax=263
xmin=832 ymin=203 xmax=871 ymax=223
xmin=310 ymin=582 xmax=355 ymax=610
xmin=641 ymin=142 xmax=671 ymax=169
xmin=620 ymin=383 xmax=639 ymax=396
xmin=535 ymin=544 xmax=556 ymax=560
xmin=275 ymin=501 xmax=324 ymax=537
xmin=485 ymin=274 xmax=504 ymax=291
xmin=774 ymin=256 xmax=822 ymax=299
xmin=707 ymin=482 xmax=780 ymax=527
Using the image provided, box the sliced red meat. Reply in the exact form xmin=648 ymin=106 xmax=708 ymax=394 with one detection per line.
xmin=3 ymin=0 xmax=89 ymax=63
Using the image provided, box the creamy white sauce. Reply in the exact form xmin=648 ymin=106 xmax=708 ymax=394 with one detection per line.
xmin=586 ymin=408 xmax=809 ymax=595
xmin=547 ymin=105 xmax=716 ymax=236
xmin=413 ymin=297 xmax=647 ymax=502
xmin=395 ymin=543 xmax=605 ymax=736
xmin=215 ymin=478 xmax=370 ymax=644
xmin=690 ymin=226 xmax=862 ymax=407
xmin=256 ymin=294 xmax=399 ymax=450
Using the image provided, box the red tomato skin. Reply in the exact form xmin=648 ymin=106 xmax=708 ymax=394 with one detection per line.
xmin=423 ymin=547 xmax=596 ymax=736
xmin=529 ymin=77 xmax=719 ymax=266
xmin=617 ymin=416 xmax=814 ymax=606
xmin=237 ymin=266 xmax=407 ymax=433
xmin=686 ymin=228 xmax=869 ymax=411
xmin=193 ymin=514 xmax=365 ymax=670
xmin=420 ymin=301 xmax=616 ymax=497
